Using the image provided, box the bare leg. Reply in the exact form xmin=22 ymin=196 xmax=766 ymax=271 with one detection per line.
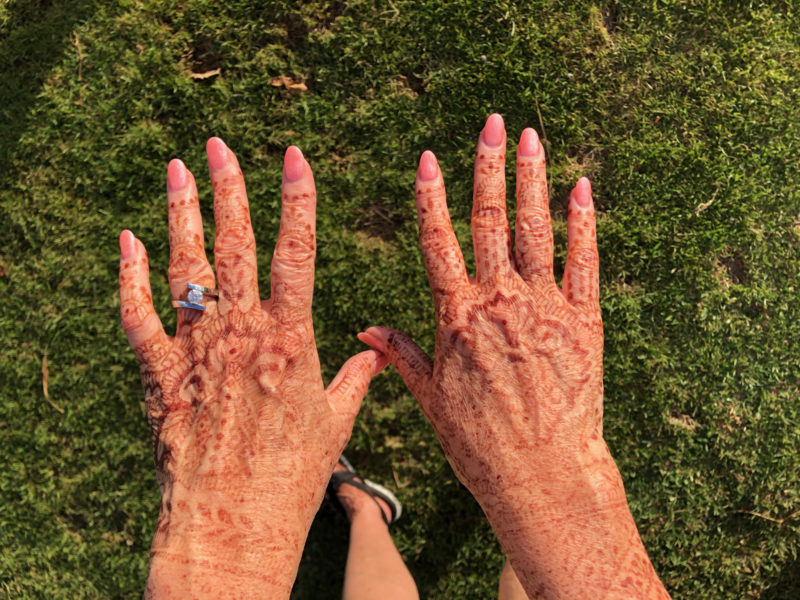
xmin=336 ymin=464 xmax=419 ymax=600
xmin=498 ymin=559 xmax=529 ymax=600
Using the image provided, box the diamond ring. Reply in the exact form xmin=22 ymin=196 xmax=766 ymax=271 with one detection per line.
xmin=172 ymin=283 xmax=219 ymax=311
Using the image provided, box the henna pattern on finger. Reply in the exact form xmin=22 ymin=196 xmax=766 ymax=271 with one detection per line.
xmin=387 ymin=122 xmax=669 ymax=598
xmin=473 ymin=147 xmax=514 ymax=281
xmin=121 ymin=145 xmax=376 ymax=598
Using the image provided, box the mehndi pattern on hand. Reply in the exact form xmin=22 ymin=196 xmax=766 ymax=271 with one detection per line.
xmin=120 ymin=139 xmax=382 ymax=597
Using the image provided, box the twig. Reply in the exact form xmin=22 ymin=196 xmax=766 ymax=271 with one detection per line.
xmin=731 ymin=508 xmax=800 ymax=525
xmin=694 ymin=183 xmax=720 ymax=215
xmin=535 ymin=99 xmax=548 ymax=146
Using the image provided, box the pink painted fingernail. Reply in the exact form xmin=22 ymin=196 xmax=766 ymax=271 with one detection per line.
xmin=518 ymin=128 xmax=540 ymax=156
xmin=206 ymin=137 xmax=228 ymax=171
xmin=358 ymin=329 xmax=387 ymax=353
xmin=481 ymin=113 xmax=504 ymax=147
xmin=167 ymin=158 xmax=188 ymax=191
xmin=574 ymin=177 xmax=592 ymax=208
xmin=418 ymin=150 xmax=438 ymax=181
xmin=120 ymin=230 xmax=135 ymax=259
xmin=283 ymin=146 xmax=305 ymax=182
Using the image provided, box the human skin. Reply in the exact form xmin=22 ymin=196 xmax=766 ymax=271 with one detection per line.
xmin=359 ymin=114 xmax=671 ymax=599
xmin=119 ymin=138 xmax=386 ymax=598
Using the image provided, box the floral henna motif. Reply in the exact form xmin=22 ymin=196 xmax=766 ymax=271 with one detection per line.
xmin=120 ymin=141 xmax=382 ymax=598
xmin=360 ymin=115 xmax=670 ymax=599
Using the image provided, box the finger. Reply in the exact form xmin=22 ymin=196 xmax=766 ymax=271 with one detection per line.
xmin=415 ymin=150 xmax=469 ymax=302
xmin=561 ymin=177 xmax=600 ymax=310
xmin=473 ymin=113 xmax=513 ymax=282
xmin=515 ymin=128 xmax=555 ymax=287
xmin=119 ymin=230 xmax=171 ymax=366
xmin=358 ymin=327 xmax=432 ymax=404
xmin=208 ymin=137 xmax=259 ymax=314
xmin=166 ymin=159 xmax=215 ymax=301
xmin=326 ymin=349 xmax=385 ymax=427
xmin=270 ymin=146 xmax=317 ymax=322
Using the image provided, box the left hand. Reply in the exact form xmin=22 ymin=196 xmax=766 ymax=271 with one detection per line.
xmin=119 ymin=138 xmax=383 ymax=598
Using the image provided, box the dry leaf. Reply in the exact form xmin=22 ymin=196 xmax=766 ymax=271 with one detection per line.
xmin=270 ymin=75 xmax=308 ymax=92
xmin=42 ymin=351 xmax=64 ymax=413
xmin=190 ymin=68 xmax=221 ymax=80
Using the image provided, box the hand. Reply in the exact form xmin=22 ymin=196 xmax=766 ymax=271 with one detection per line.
xmin=119 ymin=139 xmax=383 ymax=598
xmin=360 ymin=114 xmax=669 ymax=599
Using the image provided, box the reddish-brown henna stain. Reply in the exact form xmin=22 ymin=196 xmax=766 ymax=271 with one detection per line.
xmin=122 ymin=149 xmax=378 ymax=599
xmin=366 ymin=123 xmax=670 ymax=600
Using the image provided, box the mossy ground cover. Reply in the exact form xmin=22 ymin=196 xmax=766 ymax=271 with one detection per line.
xmin=1 ymin=1 xmax=799 ymax=598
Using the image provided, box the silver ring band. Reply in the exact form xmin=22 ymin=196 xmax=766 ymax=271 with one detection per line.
xmin=172 ymin=283 xmax=219 ymax=311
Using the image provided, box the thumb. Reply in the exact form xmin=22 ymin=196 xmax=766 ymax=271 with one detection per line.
xmin=326 ymin=349 xmax=386 ymax=426
xmin=358 ymin=326 xmax=433 ymax=404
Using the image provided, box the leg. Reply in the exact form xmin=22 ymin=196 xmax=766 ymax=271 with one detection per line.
xmin=335 ymin=463 xmax=419 ymax=600
xmin=498 ymin=559 xmax=529 ymax=600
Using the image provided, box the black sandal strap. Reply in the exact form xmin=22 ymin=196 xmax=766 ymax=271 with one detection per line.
xmin=328 ymin=470 xmax=394 ymax=526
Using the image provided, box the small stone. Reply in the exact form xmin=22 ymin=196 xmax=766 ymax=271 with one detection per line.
xmin=187 ymin=288 xmax=203 ymax=305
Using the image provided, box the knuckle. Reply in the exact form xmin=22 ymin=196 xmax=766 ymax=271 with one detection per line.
xmin=282 ymin=190 xmax=316 ymax=208
xmin=415 ymin=181 xmax=446 ymax=200
xmin=274 ymin=228 xmax=316 ymax=266
xmin=516 ymin=212 xmax=552 ymax=240
xmin=472 ymin=204 xmax=507 ymax=227
xmin=168 ymin=252 xmax=210 ymax=280
xmin=215 ymin=220 xmax=256 ymax=254
xmin=572 ymin=247 xmax=599 ymax=270
xmin=419 ymin=225 xmax=453 ymax=250
xmin=517 ymin=178 xmax=549 ymax=205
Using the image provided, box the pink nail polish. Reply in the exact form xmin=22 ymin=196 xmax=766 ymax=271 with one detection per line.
xmin=206 ymin=137 xmax=228 ymax=171
xmin=518 ymin=128 xmax=540 ymax=157
xmin=481 ymin=113 xmax=504 ymax=147
xmin=283 ymin=146 xmax=305 ymax=182
xmin=418 ymin=151 xmax=438 ymax=181
xmin=120 ymin=230 xmax=135 ymax=259
xmin=574 ymin=177 xmax=592 ymax=208
xmin=358 ymin=330 xmax=387 ymax=353
xmin=167 ymin=158 xmax=188 ymax=191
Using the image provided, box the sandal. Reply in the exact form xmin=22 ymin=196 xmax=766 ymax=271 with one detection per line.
xmin=327 ymin=454 xmax=403 ymax=526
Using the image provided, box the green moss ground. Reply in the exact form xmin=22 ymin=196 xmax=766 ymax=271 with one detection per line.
xmin=1 ymin=1 xmax=799 ymax=597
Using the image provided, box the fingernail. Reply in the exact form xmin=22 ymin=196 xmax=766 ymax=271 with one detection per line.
xmin=283 ymin=146 xmax=305 ymax=182
xmin=574 ymin=177 xmax=592 ymax=208
xmin=120 ymin=230 xmax=135 ymax=259
xmin=358 ymin=329 xmax=387 ymax=353
xmin=418 ymin=151 xmax=438 ymax=181
xmin=481 ymin=113 xmax=504 ymax=147
xmin=518 ymin=128 xmax=540 ymax=157
xmin=167 ymin=158 xmax=188 ymax=191
xmin=206 ymin=137 xmax=228 ymax=171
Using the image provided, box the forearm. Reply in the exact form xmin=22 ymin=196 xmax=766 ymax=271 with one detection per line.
xmin=478 ymin=446 xmax=670 ymax=600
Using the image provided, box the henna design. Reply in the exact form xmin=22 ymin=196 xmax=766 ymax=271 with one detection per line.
xmin=360 ymin=116 xmax=670 ymax=599
xmin=120 ymin=143 xmax=380 ymax=598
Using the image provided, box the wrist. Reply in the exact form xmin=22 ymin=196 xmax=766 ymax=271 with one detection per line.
xmin=476 ymin=445 xmax=669 ymax=599
xmin=146 ymin=485 xmax=313 ymax=599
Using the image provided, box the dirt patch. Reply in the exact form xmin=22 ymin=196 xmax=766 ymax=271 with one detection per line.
xmin=282 ymin=12 xmax=309 ymax=49
xmin=400 ymin=71 xmax=426 ymax=95
xmin=187 ymin=37 xmax=221 ymax=83
xmin=718 ymin=251 xmax=747 ymax=285
xmin=602 ymin=1 xmax=620 ymax=36
xmin=668 ymin=412 xmax=700 ymax=431
xmin=357 ymin=201 xmax=407 ymax=242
